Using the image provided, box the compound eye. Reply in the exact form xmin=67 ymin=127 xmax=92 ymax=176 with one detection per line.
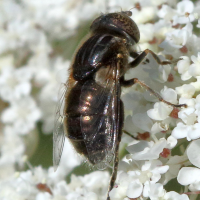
xmin=90 ymin=16 xmax=102 ymax=31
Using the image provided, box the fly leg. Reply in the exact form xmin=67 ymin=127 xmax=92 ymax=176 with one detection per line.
xmin=120 ymin=76 xmax=187 ymax=108
xmin=106 ymin=134 xmax=121 ymax=200
xmin=129 ymin=49 xmax=181 ymax=68
xmin=107 ymin=60 xmax=123 ymax=200
xmin=125 ymin=49 xmax=186 ymax=107
xmin=134 ymin=78 xmax=187 ymax=107
xmin=106 ymin=101 xmax=123 ymax=200
xmin=123 ymin=129 xmax=137 ymax=140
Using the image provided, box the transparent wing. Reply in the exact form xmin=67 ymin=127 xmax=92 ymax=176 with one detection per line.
xmin=80 ymin=62 xmax=121 ymax=169
xmin=53 ymin=83 xmax=67 ymax=171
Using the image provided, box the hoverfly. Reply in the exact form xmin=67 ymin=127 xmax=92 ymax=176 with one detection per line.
xmin=53 ymin=10 xmax=186 ymax=200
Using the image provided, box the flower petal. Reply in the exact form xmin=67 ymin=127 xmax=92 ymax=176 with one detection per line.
xmin=127 ymin=180 xmax=143 ymax=198
xmin=187 ymin=139 xmax=200 ymax=168
xmin=178 ymin=167 xmax=200 ymax=185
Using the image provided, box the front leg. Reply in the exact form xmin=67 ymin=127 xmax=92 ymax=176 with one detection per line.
xmin=129 ymin=49 xmax=181 ymax=68
xmin=120 ymin=76 xmax=136 ymax=87
xmin=129 ymin=50 xmax=149 ymax=65
xmin=121 ymin=76 xmax=187 ymax=108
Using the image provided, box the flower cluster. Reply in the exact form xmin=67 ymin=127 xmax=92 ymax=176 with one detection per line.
xmin=0 ymin=0 xmax=200 ymax=200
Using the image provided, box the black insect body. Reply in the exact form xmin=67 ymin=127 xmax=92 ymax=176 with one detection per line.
xmin=53 ymin=11 xmax=186 ymax=200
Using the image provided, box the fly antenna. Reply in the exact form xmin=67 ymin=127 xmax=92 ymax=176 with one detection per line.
xmin=129 ymin=3 xmax=141 ymax=11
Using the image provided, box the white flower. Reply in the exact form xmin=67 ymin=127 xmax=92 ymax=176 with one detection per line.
xmin=130 ymin=4 xmax=157 ymax=24
xmin=172 ymin=122 xmax=189 ymax=139
xmin=171 ymin=97 xmax=200 ymax=140
xmin=132 ymin=113 xmax=153 ymax=132
xmin=187 ymin=139 xmax=200 ymax=168
xmin=159 ymin=23 xmax=199 ymax=58
xmin=178 ymin=167 xmax=200 ymax=191
xmin=154 ymin=19 xmax=172 ymax=39
xmin=126 ymin=179 xmax=143 ymax=198
xmin=177 ymin=56 xmax=192 ymax=81
xmin=158 ymin=1 xmax=195 ymax=25
xmin=164 ymin=155 xmax=189 ymax=184
xmin=190 ymin=77 xmax=200 ymax=91
xmin=38 ymin=82 xmax=58 ymax=133
xmin=143 ymin=182 xmax=189 ymax=200
xmin=1 ymin=0 xmax=200 ymax=199
xmin=150 ymin=122 xmax=169 ymax=134
xmin=172 ymin=122 xmax=200 ymax=141
xmin=188 ymin=52 xmax=200 ymax=77
xmin=65 ymin=171 xmax=109 ymax=200
xmin=0 ymin=167 xmax=49 ymax=199
xmin=164 ymin=191 xmax=189 ymax=200
xmin=0 ymin=126 xmax=26 ymax=181
xmin=160 ymin=86 xmax=178 ymax=104
xmin=1 ymin=96 xmax=41 ymax=135
xmin=0 ymin=166 xmax=108 ymax=200
xmin=48 ymin=140 xmax=81 ymax=184
xmin=143 ymin=55 xmax=171 ymax=83
xmin=66 ymin=190 xmax=98 ymax=200
xmin=157 ymin=5 xmax=176 ymax=21
xmin=138 ymin=23 xmax=154 ymax=43
xmin=143 ymin=182 xmax=166 ymax=199
xmin=172 ymin=0 xmax=194 ymax=25
xmin=0 ymin=8 xmax=45 ymax=54
xmin=36 ymin=193 xmax=52 ymax=200
xmin=147 ymin=102 xmax=173 ymax=121
xmin=38 ymin=58 xmax=70 ymax=133
xmin=0 ymin=126 xmax=25 ymax=165
xmin=0 ymin=66 xmax=32 ymax=102
xmin=110 ymin=159 xmax=169 ymax=199
xmin=126 ymin=137 xmax=174 ymax=160
xmin=175 ymin=84 xmax=195 ymax=98
xmin=109 ymin=172 xmax=129 ymax=199
xmin=77 ymin=2 xmax=102 ymax=21
xmin=27 ymin=36 xmax=52 ymax=86
xmin=126 ymin=139 xmax=165 ymax=160
xmin=178 ymin=97 xmax=196 ymax=122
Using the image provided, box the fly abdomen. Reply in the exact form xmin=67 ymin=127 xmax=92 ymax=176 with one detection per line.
xmin=66 ymin=80 xmax=111 ymax=164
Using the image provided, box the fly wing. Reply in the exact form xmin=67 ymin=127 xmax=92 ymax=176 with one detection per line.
xmin=80 ymin=62 xmax=121 ymax=169
xmin=53 ymin=83 xmax=67 ymax=171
